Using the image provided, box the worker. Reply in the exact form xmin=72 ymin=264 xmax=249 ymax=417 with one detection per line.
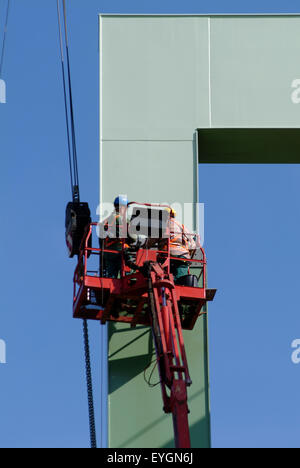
xmin=100 ymin=195 xmax=129 ymax=278
xmin=160 ymin=208 xmax=196 ymax=284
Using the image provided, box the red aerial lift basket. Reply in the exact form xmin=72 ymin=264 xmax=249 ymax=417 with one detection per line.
xmin=73 ymin=222 xmax=215 ymax=330
xmin=72 ymin=204 xmax=216 ymax=448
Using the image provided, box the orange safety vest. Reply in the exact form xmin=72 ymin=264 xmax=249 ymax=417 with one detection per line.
xmin=167 ymin=219 xmax=195 ymax=258
xmin=103 ymin=212 xmax=128 ymax=251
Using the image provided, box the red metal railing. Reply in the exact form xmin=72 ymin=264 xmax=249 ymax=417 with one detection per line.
xmin=73 ymin=218 xmax=207 ymax=300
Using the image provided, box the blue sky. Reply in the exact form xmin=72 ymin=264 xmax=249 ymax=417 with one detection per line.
xmin=1 ymin=0 xmax=300 ymax=449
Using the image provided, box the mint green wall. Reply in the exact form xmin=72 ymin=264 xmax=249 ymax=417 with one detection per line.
xmin=101 ymin=140 xmax=198 ymax=209
xmin=210 ymin=16 xmax=300 ymax=127
xmin=100 ymin=14 xmax=300 ymax=448
xmin=100 ymin=15 xmax=300 ymax=147
xmin=100 ymin=16 xmax=210 ymax=141
xmin=108 ymin=320 xmax=210 ymax=449
xmin=100 ymin=15 xmax=209 ymax=448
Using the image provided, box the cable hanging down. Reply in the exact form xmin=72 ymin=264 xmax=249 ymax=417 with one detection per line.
xmin=83 ymin=319 xmax=97 ymax=449
xmin=56 ymin=0 xmax=80 ymax=203
xmin=57 ymin=0 xmax=97 ymax=449
xmin=0 ymin=0 xmax=10 ymax=78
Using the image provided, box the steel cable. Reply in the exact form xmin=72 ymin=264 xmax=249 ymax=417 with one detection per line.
xmin=0 ymin=0 xmax=10 ymax=78
xmin=57 ymin=0 xmax=97 ymax=448
xmin=56 ymin=0 xmax=80 ymax=202
xmin=83 ymin=319 xmax=97 ymax=449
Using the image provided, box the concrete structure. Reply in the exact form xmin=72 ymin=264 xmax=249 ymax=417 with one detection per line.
xmin=99 ymin=14 xmax=300 ymax=448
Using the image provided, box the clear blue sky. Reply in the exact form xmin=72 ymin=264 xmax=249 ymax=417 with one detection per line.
xmin=1 ymin=0 xmax=300 ymax=449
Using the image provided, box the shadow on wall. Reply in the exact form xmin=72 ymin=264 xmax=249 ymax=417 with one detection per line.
xmin=109 ymin=354 xmax=155 ymax=394
xmin=108 ymin=324 xmax=154 ymax=394
xmin=160 ymin=416 xmax=210 ymax=449
xmin=198 ymin=128 xmax=300 ymax=164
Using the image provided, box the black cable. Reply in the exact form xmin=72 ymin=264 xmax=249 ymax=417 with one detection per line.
xmin=0 ymin=0 xmax=10 ymax=78
xmin=83 ymin=319 xmax=97 ymax=449
xmin=56 ymin=0 xmax=74 ymax=197
xmin=143 ymin=359 xmax=161 ymax=388
xmin=57 ymin=0 xmax=96 ymax=448
xmin=66 ymin=46 xmax=80 ymax=195
xmin=62 ymin=0 xmax=80 ymax=201
xmin=56 ymin=0 xmax=80 ymax=202
xmin=56 ymin=0 xmax=74 ymax=196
